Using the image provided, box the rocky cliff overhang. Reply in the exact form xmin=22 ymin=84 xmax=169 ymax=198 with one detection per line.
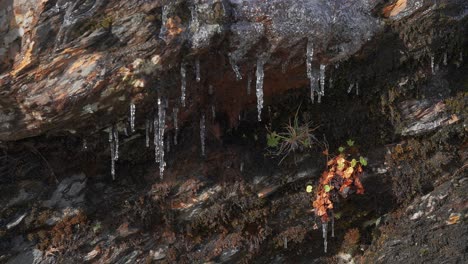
xmin=0 ymin=0 xmax=466 ymax=141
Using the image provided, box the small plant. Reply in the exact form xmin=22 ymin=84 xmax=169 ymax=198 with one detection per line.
xmin=313 ymin=142 xmax=366 ymax=222
xmin=266 ymin=107 xmax=320 ymax=164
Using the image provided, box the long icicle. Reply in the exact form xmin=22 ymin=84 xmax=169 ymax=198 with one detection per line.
xmin=322 ymin=221 xmax=328 ymax=253
xmin=195 ymin=57 xmax=201 ymax=82
xmin=158 ymin=98 xmax=166 ymax=178
xmin=109 ymin=128 xmax=115 ymax=180
xmin=200 ymin=114 xmax=206 ymax=157
xmin=130 ymin=103 xmax=136 ymax=133
xmin=173 ymin=108 xmax=179 ymax=145
xmin=145 ymin=118 xmax=150 ymax=147
xmin=181 ymin=64 xmax=187 ymax=107
xmin=256 ymin=58 xmax=265 ymax=121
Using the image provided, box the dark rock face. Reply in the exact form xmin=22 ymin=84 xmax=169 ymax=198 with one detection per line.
xmin=0 ymin=0 xmax=465 ymax=141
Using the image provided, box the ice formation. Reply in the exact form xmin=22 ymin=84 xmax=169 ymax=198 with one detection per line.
xmin=247 ymin=72 xmax=252 ymax=95
xmin=256 ymin=57 xmax=265 ymax=121
xmin=155 ymin=98 xmax=166 ymax=178
xmin=200 ymin=114 xmax=206 ymax=156
xmin=229 ymin=53 xmax=243 ymax=81
xmin=181 ymin=64 xmax=187 ymax=107
xmin=431 ymin=55 xmax=435 ymax=75
xmin=173 ymin=108 xmax=179 ymax=145
xmin=130 ymin=103 xmax=136 ymax=133
xmin=195 ymin=58 xmax=201 ymax=82
xmin=322 ymin=221 xmax=328 ymax=253
xmin=145 ymin=118 xmax=150 ymax=147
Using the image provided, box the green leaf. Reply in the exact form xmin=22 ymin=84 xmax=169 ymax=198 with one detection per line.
xmin=347 ymin=139 xmax=355 ymax=147
xmin=324 ymin=185 xmax=331 ymax=192
xmin=306 ymin=185 xmax=313 ymax=193
xmin=338 ymin=146 xmax=345 ymax=153
xmin=267 ymin=132 xmax=280 ymax=147
xmin=351 ymin=158 xmax=357 ymax=168
xmin=360 ymin=156 xmax=368 ymax=166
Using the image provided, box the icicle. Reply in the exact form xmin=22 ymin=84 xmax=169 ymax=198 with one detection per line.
xmin=229 ymin=53 xmax=243 ymax=81
xmin=145 ymin=118 xmax=150 ymax=147
xmin=113 ymin=126 xmax=119 ymax=161
xmin=306 ymin=40 xmax=319 ymax=103
xmin=319 ymin=64 xmax=326 ymax=96
xmin=255 ymin=57 xmax=265 ymax=121
xmin=331 ymin=212 xmax=335 ymax=238
xmin=247 ymin=72 xmax=252 ymax=95
xmin=173 ymin=108 xmax=179 ymax=145
xmin=123 ymin=127 xmax=128 ymax=137
xmin=180 ymin=64 xmax=187 ymax=107
xmin=306 ymin=39 xmax=314 ymax=79
xmin=329 ymin=77 xmax=333 ymax=90
xmin=211 ymin=105 xmax=216 ymax=120
xmin=109 ymin=129 xmax=115 ymax=180
xmin=159 ymin=5 xmax=169 ymax=41
xmin=130 ymin=103 xmax=136 ymax=133
xmin=208 ymin=85 xmax=214 ymax=95
xmin=443 ymin=52 xmax=448 ymax=66
xmin=200 ymin=114 xmax=206 ymax=157
xmin=240 ymin=162 xmax=244 ymax=172
xmin=153 ymin=114 xmax=159 ymax=162
xmin=157 ymin=98 xmax=166 ymax=178
xmin=166 ymin=135 xmax=171 ymax=153
xmin=190 ymin=5 xmax=199 ymax=32
xmin=355 ymin=82 xmax=359 ymax=96
xmin=284 ymin=237 xmax=288 ymax=249
xmin=195 ymin=58 xmax=201 ymax=82
xmin=322 ymin=222 xmax=328 ymax=253
xmin=431 ymin=55 xmax=435 ymax=75
xmin=347 ymin=83 xmax=354 ymax=94
xmin=82 ymin=139 xmax=87 ymax=150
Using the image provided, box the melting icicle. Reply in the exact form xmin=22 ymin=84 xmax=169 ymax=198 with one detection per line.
xmin=319 ymin=64 xmax=326 ymax=96
xmin=247 ymin=72 xmax=252 ymax=95
xmin=153 ymin=114 xmax=159 ymax=162
xmin=123 ymin=127 xmax=128 ymax=137
xmin=443 ymin=53 xmax=448 ymax=66
xmin=306 ymin=39 xmax=314 ymax=79
xmin=229 ymin=54 xmax=243 ymax=80
xmin=208 ymin=85 xmax=214 ymax=95
xmin=157 ymin=98 xmax=166 ymax=178
xmin=347 ymin=83 xmax=354 ymax=94
xmin=166 ymin=135 xmax=171 ymax=153
xmin=431 ymin=55 xmax=435 ymax=75
xmin=200 ymin=114 xmax=206 ymax=157
xmin=322 ymin=222 xmax=328 ymax=253
xmin=284 ymin=237 xmax=288 ymax=249
xmin=331 ymin=212 xmax=335 ymax=238
xmin=211 ymin=105 xmax=216 ymax=120
xmin=255 ymin=57 xmax=265 ymax=121
xmin=113 ymin=126 xmax=119 ymax=161
xmin=180 ymin=64 xmax=187 ymax=107
xmin=82 ymin=139 xmax=87 ymax=150
xmin=240 ymin=162 xmax=244 ymax=172
xmin=173 ymin=108 xmax=179 ymax=145
xmin=109 ymin=129 xmax=115 ymax=180
xmin=195 ymin=58 xmax=201 ymax=82
xmin=145 ymin=118 xmax=150 ymax=147
xmin=356 ymin=82 xmax=359 ymax=96
xmin=306 ymin=40 xmax=320 ymax=103
xmin=130 ymin=103 xmax=136 ymax=133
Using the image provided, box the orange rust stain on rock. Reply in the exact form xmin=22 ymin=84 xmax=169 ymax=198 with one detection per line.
xmin=11 ymin=42 xmax=35 ymax=76
xmin=382 ymin=0 xmax=407 ymax=18
xmin=166 ymin=17 xmax=184 ymax=39
xmin=67 ymin=54 xmax=102 ymax=75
